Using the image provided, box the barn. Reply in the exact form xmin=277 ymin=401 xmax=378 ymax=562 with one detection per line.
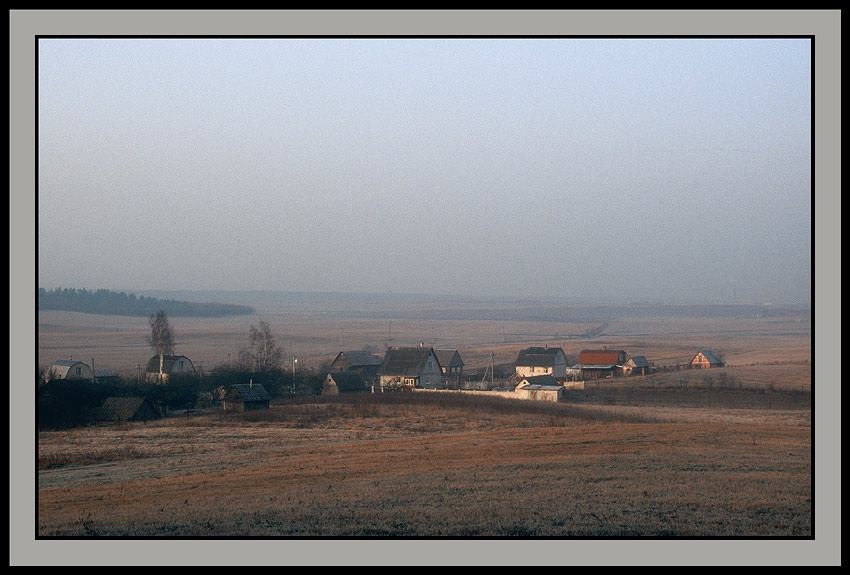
xmin=322 ymin=372 xmax=370 ymax=395
xmin=578 ymin=349 xmax=627 ymax=380
xmin=223 ymin=382 xmax=271 ymax=412
xmin=94 ymin=397 xmax=161 ymax=422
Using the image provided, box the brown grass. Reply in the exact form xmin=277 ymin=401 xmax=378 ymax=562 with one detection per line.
xmin=37 ymin=392 xmax=811 ymax=537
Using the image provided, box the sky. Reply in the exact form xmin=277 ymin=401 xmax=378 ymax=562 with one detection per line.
xmin=37 ymin=37 xmax=812 ymax=305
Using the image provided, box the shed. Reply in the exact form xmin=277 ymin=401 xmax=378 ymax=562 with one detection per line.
xmin=623 ymin=355 xmax=651 ymax=376
xmin=95 ymin=397 xmax=161 ymax=422
xmin=46 ymin=359 xmax=93 ymax=381
xmin=322 ymin=372 xmax=370 ymax=395
xmin=690 ymin=350 xmax=724 ymax=369
xmin=514 ymin=375 xmax=565 ymax=402
xmin=223 ymin=382 xmax=271 ymax=412
xmin=378 ymin=345 xmax=442 ymax=390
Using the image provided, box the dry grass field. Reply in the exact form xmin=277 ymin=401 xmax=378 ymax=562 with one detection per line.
xmin=35 ymin=297 xmax=813 ymax=539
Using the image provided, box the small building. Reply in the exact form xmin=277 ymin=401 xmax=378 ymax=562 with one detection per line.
xmin=623 ymin=355 xmax=651 ymax=376
xmin=435 ymin=349 xmax=464 ymax=380
xmin=144 ymin=354 xmax=195 ymax=384
xmin=94 ymin=396 xmax=161 ymax=422
xmin=578 ymin=349 xmax=628 ymax=380
xmin=45 ymin=359 xmax=93 ymax=381
xmin=690 ymin=350 xmax=724 ymax=369
xmin=378 ymin=345 xmax=443 ymax=390
xmin=321 ymin=372 xmax=370 ymax=395
xmin=95 ymin=369 xmax=121 ymax=384
xmin=223 ymin=382 xmax=271 ymax=412
xmin=329 ymin=350 xmax=382 ymax=379
xmin=514 ymin=347 xmax=568 ymax=379
xmin=514 ymin=375 xmax=565 ymax=402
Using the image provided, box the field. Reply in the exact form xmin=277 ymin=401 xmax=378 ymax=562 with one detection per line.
xmin=34 ymin=294 xmax=815 ymax=543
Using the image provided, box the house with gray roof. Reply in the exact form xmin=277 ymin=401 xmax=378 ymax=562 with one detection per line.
xmin=435 ymin=349 xmax=464 ymax=381
xmin=330 ymin=350 xmax=382 ymax=380
xmin=623 ymin=355 xmax=651 ymax=376
xmin=94 ymin=396 xmax=161 ymax=422
xmin=45 ymin=359 xmax=93 ymax=381
xmin=514 ymin=375 xmax=565 ymax=402
xmin=223 ymin=381 xmax=271 ymax=412
xmin=378 ymin=345 xmax=442 ymax=390
xmin=144 ymin=354 xmax=195 ymax=383
xmin=690 ymin=350 xmax=724 ymax=369
xmin=322 ymin=371 xmax=371 ymax=395
xmin=514 ymin=346 xmax=568 ymax=379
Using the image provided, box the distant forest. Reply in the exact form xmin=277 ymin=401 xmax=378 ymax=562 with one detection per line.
xmin=38 ymin=288 xmax=255 ymax=318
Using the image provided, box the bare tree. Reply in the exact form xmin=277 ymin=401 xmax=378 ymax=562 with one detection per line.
xmin=240 ymin=320 xmax=283 ymax=372
xmin=148 ymin=310 xmax=175 ymax=383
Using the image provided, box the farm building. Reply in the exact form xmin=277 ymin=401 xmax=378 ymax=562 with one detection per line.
xmin=623 ymin=355 xmax=651 ymax=376
xmin=94 ymin=396 xmax=161 ymax=422
xmin=45 ymin=359 xmax=93 ymax=381
xmin=690 ymin=350 xmax=724 ymax=369
xmin=435 ymin=349 xmax=464 ymax=380
xmin=578 ymin=349 xmax=628 ymax=380
xmin=94 ymin=369 xmax=120 ymax=384
xmin=321 ymin=372 xmax=371 ymax=395
xmin=144 ymin=354 xmax=195 ymax=384
xmin=329 ymin=350 xmax=382 ymax=379
xmin=222 ymin=382 xmax=271 ymax=412
xmin=378 ymin=345 xmax=443 ymax=390
xmin=514 ymin=375 xmax=565 ymax=402
xmin=514 ymin=346 xmax=568 ymax=379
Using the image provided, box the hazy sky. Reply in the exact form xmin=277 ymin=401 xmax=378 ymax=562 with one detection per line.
xmin=37 ymin=37 xmax=812 ymax=305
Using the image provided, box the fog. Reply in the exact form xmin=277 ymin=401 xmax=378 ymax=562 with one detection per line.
xmin=37 ymin=37 xmax=811 ymax=305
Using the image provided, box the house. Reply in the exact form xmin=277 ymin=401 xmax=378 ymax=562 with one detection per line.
xmin=690 ymin=350 xmax=724 ymax=369
xmin=623 ymin=355 xmax=651 ymax=376
xmin=578 ymin=349 xmax=628 ymax=380
xmin=95 ymin=369 xmax=120 ymax=384
xmin=223 ymin=382 xmax=271 ymax=412
xmin=329 ymin=350 xmax=382 ymax=379
xmin=514 ymin=375 xmax=565 ymax=402
xmin=514 ymin=346 xmax=568 ymax=379
xmin=378 ymin=345 xmax=443 ymax=390
xmin=94 ymin=396 xmax=161 ymax=422
xmin=321 ymin=372 xmax=370 ymax=395
xmin=435 ymin=349 xmax=464 ymax=380
xmin=45 ymin=359 xmax=93 ymax=381
xmin=144 ymin=354 xmax=195 ymax=383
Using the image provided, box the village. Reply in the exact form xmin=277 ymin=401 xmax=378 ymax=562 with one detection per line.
xmin=42 ymin=344 xmax=727 ymax=422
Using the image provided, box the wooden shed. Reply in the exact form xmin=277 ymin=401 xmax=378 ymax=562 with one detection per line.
xmin=223 ymin=382 xmax=271 ymax=412
xmin=322 ymin=372 xmax=370 ymax=395
xmin=94 ymin=396 xmax=161 ymax=422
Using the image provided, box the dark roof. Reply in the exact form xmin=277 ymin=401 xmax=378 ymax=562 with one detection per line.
xmin=435 ymin=349 xmax=464 ymax=367
xmin=326 ymin=371 xmax=369 ymax=392
xmin=95 ymin=397 xmax=159 ymax=421
xmin=95 ymin=369 xmax=119 ymax=378
xmin=693 ymin=350 xmax=723 ymax=364
xmin=228 ymin=383 xmax=271 ymax=402
xmin=144 ymin=355 xmax=194 ymax=374
xmin=627 ymin=355 xmax=649 ymax=368
xmin=519 ymin=375 xmax=560 ymax=387
xmin=379 ymin=346 xmax=440 ymax=377
xmin=515 ymin=347 xmax=565 ymax=367
xmin=579 ymin=349 xmax=626 ymax=365
xmin=333 ymin=350 xmax=382 ymax=366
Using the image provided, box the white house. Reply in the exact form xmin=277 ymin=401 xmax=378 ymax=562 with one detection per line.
xmin=144 ymin=354 xmax=195 ymax=383
xmin=514 ymin=346 xmax=568 ymax=379
xmin=378 ymin=345 xmax=443 ymax=390
xmin=45 ymin=359 xmax=93 ymax=381
xmin=514 ymin=375 xmax=565 ymax=402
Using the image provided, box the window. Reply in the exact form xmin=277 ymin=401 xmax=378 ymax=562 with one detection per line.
xmin=75 ymin=367 xmax=81 ymax=375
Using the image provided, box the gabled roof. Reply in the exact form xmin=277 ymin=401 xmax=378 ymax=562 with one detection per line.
xmin=332 ymin=350 xmax=382 ymax=366
xmin=144 ymin=355 xmax=194 ymax=374
xmin=379 ymin=346 xmax=440 ymax=377
xmin=578 ymin=349 xmax=626 ymax=365
xmin=515 ymin=347 xmax=565 ymax=367
xmin=626 ymin=355 xmax=649 ymax=368
xmin=227 ymin=383 xmax=271 ymax=402
xmin=326 ymin=371 xmax=369 ymax=392
xmin=693 ymin=350 xmax=722 ymax=364
xmin=435 ymin=349 xmax=464 ymax=367
xmin=518 ymin=375 xmax=561 ymax=388
xmin=50 ymin=359 xmax=87 ymax=368
xmin=95 ymin=397 xmax=159 ymax=421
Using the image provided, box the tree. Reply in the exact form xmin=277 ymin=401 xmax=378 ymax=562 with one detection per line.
xmin=148 ymin=310 xmax=175 ymax=383
xmin=239 ymin=320 xmax=283 ymax=372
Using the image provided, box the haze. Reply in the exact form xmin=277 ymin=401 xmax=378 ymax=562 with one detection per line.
xmin=37 ymin=37 xmax=811 ymax=305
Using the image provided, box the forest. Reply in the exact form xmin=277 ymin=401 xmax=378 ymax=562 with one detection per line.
xmin=37 ymin=287 xmax=255 ymax=318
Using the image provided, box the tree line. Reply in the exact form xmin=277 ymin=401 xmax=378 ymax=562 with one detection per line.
xmin=38 ymin=287 xmax=255 ymax=317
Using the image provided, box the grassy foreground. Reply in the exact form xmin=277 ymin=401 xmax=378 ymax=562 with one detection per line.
xmin=37 ymin=392 xmax=811 ymax=537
